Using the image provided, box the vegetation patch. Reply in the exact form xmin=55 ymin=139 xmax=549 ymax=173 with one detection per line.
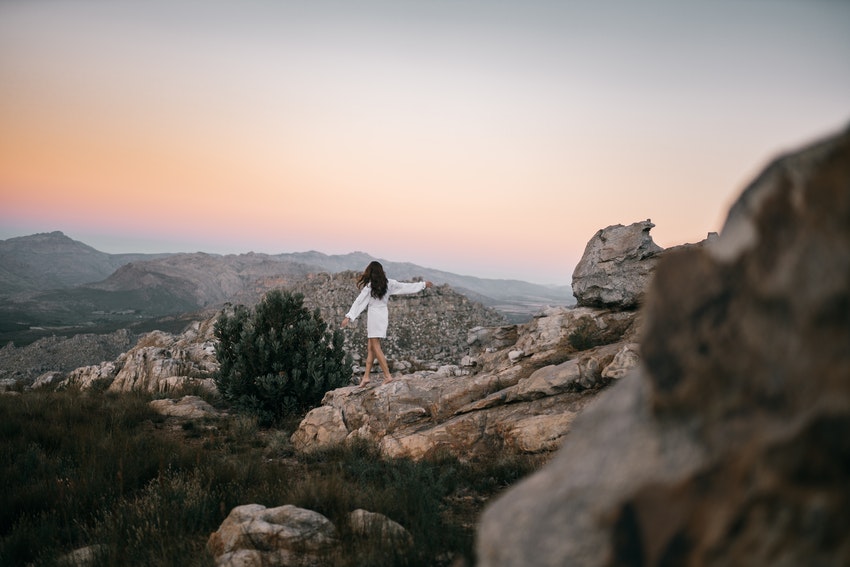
xmin=0 ymin=389 xmax=546 ymax=566
xmin=214 ymin=290 xmax=352 ymax=426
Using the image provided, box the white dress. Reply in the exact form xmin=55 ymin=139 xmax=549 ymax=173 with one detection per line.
xmin=345 ymin=279 xmax=427 ymax=338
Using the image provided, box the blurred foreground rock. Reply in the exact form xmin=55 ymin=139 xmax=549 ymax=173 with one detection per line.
xmin=477 ymin=126 xmax=850 ymax=566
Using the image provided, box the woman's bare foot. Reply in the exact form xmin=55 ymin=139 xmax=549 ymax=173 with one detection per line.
xmin=382 ymin=375 xmax=394 ymax=384
xmin=359 ymin=378 xmax=371 ymax=387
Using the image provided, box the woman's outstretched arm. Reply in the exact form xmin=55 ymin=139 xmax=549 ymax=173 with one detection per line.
xmin=387 ymin=279 xmax=433 ymax=296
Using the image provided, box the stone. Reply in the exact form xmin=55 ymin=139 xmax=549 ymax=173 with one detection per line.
xmin=510 ymin=342 xmax=622 ymax=400
xmin=148 ymin=395 xmax=221 ymax=419
xmin=108 ymin=322 xmax=219 ymax=393
xmin=207 ymin=504 xmax=339 ymax=567
xmin=65 ymin=361 xmax=119 ymax=390
xmin=507 ymin=350 xmax=524 ymax=363
xmin=476 ymin=125 xmax=850 ymax=566
xmin=601 ymin=342 xmax=641 ymax=380
xmin=467 ymin=325 xmax=519 ymax=355
xmin=289 ymin=405 xmax=349 ymax=449
xmin=348 ymin=509 xmax=413 ymax=547
xmin=32 ymin=371 xmax=63 ymax=389
xmin=57 ymin=544 xmax=108 ymax=566
xmin=501 ymin=412 xmax=580 ymax=453
xmin=571 ymin=219 xmax=663 ymax=308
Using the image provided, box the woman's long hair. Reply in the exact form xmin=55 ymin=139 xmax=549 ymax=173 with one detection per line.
xmin=357 ymin=261 xmax=388 ymax=299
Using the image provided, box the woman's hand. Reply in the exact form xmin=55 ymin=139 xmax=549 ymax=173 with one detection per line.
xmin=341 ymin=317 xmax=350 ymax=328
xmin=425 ymin=281 xmax=433 ymax=288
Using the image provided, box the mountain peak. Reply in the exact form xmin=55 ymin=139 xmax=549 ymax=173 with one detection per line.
xmin=0 ymin=232 xmax=117 ymax=293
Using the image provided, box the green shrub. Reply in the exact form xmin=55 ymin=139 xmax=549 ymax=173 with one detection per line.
xmin=213 ymin=289 xmax=352 ymax=425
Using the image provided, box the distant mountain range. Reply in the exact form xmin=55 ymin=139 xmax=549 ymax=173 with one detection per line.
xmin=0 ymin=231 xmax=574 ymax=345
xmin=0 ymin=231 xmax=171 ymax=292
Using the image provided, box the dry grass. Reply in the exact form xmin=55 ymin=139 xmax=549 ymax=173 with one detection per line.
xmin=0 ymin=389 xmax=547 ymax=566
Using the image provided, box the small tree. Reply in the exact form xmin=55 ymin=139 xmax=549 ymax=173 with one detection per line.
xmin=214 ymin=289 xmax=352 ymax=425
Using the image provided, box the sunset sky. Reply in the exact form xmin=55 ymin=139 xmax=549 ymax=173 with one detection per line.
xmin=1 ymin=1 xmax=848 ymax=284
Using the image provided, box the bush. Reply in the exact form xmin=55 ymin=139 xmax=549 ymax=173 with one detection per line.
xmin=214 ymin=289 xmax=352 ymax=425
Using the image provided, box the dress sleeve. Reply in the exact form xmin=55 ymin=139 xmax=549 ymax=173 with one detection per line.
xmin=346 ymin=286 xmax=371 ymax=321
xmin=387 ymin=279 xmax=427 ymax=296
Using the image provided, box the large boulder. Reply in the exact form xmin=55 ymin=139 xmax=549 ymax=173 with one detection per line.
xmin=571 ymin=219 xmax=663 ymax=309
xmin=207 ymin=504 xmax=339 ymax=567
xmin=477 ymin=125 xmax=850 ymax=566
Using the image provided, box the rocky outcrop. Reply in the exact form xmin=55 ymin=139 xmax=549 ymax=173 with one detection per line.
xmin=61 ymin=318 xmax=219 ymax=393
xmin=66 ymin=361 xmax=120 ymax=390
xmin=571 ymin=219 xmax=663 ymax=309
xmin=477 ymin=126 xmax=850 ymax=566
xmin=107 ymin=325 xmax=219 ymax=393
xmin=291 ymin=305 xmax=641 ymax=460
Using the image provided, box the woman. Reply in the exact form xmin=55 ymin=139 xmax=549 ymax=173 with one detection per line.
xmin=341 ymin=261 xmax=433 ymax=386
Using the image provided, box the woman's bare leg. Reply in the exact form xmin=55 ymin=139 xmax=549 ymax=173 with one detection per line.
xmin=360 ymin=340 xmax=374 ymax=386
xmin=370 ymin=338 xmax=394 ymax=383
